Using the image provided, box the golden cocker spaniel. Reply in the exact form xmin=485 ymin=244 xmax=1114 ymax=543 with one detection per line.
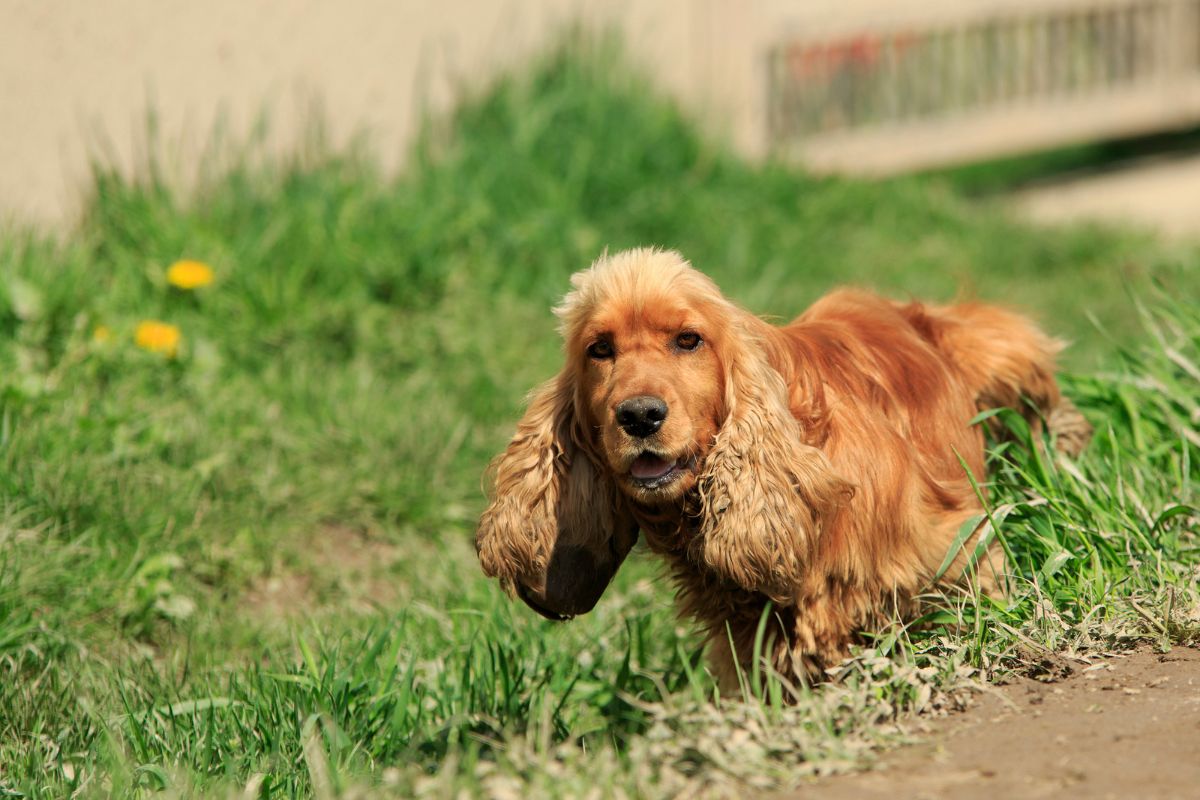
xmin=476 ymin=248 xmax=1089 ymax=689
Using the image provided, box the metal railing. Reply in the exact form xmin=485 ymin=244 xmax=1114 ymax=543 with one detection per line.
xmin=768 ymin=0 xmax=1200 ymax=172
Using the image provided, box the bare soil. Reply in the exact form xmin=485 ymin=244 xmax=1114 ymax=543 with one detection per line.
xmin=242 ymin=524 xmax=401 ymax=620
xmin=1014 ymin=152 xmax=1200 ymax=238
xmin=799 ymin=646 xmax=1200 ymax=800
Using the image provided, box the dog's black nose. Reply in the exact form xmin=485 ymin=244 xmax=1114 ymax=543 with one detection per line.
xmin=615 ymin=396 xmax=668 ymax=438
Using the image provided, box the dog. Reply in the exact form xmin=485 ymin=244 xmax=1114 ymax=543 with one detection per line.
xmin=475 ymin=248 xmax=1090 ymax=689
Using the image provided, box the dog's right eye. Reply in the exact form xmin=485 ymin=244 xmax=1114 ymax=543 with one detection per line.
xmin=587 ymin=340 xmax=614 ymax=360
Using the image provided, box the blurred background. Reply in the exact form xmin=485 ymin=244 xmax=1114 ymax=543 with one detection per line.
xmin=4 ymin=0 xmax=1200 ymax=234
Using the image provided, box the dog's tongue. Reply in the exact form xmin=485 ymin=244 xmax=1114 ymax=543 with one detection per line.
xmin=631 ymin=453 xmax=676 ymax=480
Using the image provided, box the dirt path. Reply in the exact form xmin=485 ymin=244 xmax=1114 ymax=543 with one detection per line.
xmin=797 ymin=646 xmax=1200 ymax=799
xmin=1013 ymin=152 xmax=1200 ymax=238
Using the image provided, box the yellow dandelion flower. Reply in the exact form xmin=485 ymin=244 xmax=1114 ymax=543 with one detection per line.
xmin=92 ymin=325 xmax=112 ymax=343
xmin=166 ymin=260 xmax=215 ymax=290
xmin=135 ymin=320 xmax=182 ymax=358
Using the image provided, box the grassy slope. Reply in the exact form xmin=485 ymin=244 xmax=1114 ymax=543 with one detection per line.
xmin=0 ymin=38 xmax=1197 ymax=797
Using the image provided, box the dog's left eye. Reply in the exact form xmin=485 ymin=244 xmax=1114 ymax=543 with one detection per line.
xmin=676 ymin=332 xmax=702 ymax=351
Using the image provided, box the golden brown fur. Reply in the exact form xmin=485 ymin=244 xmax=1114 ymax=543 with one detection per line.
xmin=475 ymin=248 xmax=1090 ymax=689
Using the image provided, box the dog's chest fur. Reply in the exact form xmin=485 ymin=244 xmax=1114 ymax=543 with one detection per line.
xmin=631 ymin=499 xmax=779 ymax=630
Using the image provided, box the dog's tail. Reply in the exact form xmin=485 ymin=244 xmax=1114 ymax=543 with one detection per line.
xmin=900 ymin=300 xmax=1092 ymax=456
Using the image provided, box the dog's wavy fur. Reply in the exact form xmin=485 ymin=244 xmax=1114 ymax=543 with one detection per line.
xmin=476 ymin=248 xmax=1089 ymax=689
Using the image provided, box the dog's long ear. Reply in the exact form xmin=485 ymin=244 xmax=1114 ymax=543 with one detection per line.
xmin=697 ymin=318 xmax=852 ymax=604
xmin=476 ymin=370 xmax=635 ymax=617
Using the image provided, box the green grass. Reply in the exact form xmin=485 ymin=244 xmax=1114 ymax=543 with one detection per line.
xmin=0 ymin=35 xmax=1197 ymax=797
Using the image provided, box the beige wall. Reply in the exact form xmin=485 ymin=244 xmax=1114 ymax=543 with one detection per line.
xmin=6 ymin=1 xmax=1197 ymax=226
xmin=0 ymin=1 xmax=785 ymax=227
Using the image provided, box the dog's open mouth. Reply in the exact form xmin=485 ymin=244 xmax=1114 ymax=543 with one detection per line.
xmin=629 ymin=451 xmax=685 ymax=489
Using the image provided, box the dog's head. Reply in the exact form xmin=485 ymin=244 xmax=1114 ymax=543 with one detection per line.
xmin=558 ymin=249 xmax=730 ymax=505
xmin=476 ymin=249 xmax=849 ymax=619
